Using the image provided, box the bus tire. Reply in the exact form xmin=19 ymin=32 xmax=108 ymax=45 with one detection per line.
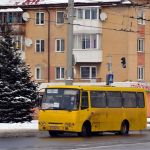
xmin=78 ymin=124 xmax=91 ymax=137
xmin=120 ymin=121 xmax=129 ymax=135
xmin=49 ymin=131 xmax=58 ymax=137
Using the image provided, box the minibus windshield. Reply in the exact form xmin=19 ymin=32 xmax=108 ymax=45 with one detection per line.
xmin=41 ymin=88 xmax=80 ymax=111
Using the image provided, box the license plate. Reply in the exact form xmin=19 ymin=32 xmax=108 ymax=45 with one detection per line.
xmin=50 ymin=127 xmax=59 ymax=130
xmin=49 ymin=126 xmax=64 ymax=130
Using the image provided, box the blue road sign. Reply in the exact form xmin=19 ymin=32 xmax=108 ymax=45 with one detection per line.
xmin=109 ymin=74 xmax=113 ymax=83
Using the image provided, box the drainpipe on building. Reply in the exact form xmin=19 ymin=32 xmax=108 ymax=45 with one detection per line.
xmin=46 ymin=8 xmax=50 ymax=83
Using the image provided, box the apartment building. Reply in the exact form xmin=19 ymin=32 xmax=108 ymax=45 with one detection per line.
xmin=0 ymin=0 xmax=150 ymax=117
xmin=0 ymin=8 xmax=26 ymax=61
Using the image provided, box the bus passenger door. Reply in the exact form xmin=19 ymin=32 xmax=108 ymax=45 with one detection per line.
xmin=79 ymin=91 xmax=91 ymax=125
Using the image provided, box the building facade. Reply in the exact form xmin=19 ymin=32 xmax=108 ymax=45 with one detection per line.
xmin=1 ymin=0 xmax=150 ymax=117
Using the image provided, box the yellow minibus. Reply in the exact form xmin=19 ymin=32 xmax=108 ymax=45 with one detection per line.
xmin=38 ymin=85 xmax=147 ymax=137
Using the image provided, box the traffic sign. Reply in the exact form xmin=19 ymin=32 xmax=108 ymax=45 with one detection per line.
xmin=109 ymin=74 xmax=113 ymax=83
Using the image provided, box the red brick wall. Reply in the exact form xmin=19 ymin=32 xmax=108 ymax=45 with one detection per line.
xmin=50 ymin=66 xmax=55 ymax=81
xmin=33 ymin=108 xmax=40 ymax=120
xmin=138 ymin=53 xmax=145 ymax=66
xmin=138 ymin=26 xmax=145 ymax=38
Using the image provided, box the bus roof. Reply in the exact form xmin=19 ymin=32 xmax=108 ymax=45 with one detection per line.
xmin=45 ymin=85 xmax=146 ymax=92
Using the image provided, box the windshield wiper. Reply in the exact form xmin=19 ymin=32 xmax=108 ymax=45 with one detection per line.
xmin=53 ymin=107 xmax=72 ymax=112
xmin=53 ymin=107 xmax=66 ymax=110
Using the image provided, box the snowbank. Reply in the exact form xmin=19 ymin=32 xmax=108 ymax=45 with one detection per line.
xmin=0 ymin=120 xmax=38 ymax=130
xmin=0 ymin=119 xmax=150 ymax=130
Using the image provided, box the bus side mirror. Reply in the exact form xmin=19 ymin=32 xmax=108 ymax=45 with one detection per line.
xmin=38 ymin=96 xmax=43 ymax=108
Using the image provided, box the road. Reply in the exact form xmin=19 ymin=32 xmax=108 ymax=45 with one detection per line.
xmin=0 ymin=130 xmax=150 ymax=150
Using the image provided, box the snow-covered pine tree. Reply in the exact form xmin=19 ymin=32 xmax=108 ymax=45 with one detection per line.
xmin=0 ymin=24 xmax=41 ymax=123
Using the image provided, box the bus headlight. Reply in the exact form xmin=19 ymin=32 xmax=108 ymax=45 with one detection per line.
xmin=65 ymin=123 xmax=68 ymax=126
xmin=40 ymin=122 xmax=45 ymax=126
xmin=69 ymin=123 xmax=72 ymax=127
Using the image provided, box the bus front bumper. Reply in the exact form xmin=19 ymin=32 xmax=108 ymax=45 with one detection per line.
xmin=39 ymin=122 xmax=80 ymax=132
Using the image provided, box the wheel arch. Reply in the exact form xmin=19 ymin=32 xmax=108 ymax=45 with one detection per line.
xmin=82 ymin=120 xmax=91 ymax=132
xmin=122 ymin=119 xmax=129 ymax=130
xmin=83 ymin=120 xmax=91 ymax=127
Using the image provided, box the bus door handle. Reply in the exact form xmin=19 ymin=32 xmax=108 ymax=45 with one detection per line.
xmin=87 ymin=109 xmax=89 ymax=111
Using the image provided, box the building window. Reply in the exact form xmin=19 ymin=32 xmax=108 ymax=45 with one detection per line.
xmin=91 ymin=9 xmax=97 ymax=19
xmin=13 ymin=36 xmax=22 ymax=50
xmin=56 ymin=67 xmax=65 ymax=80
xmin=74 ymin=8 xmax=99 ymax=20
xmin=36 ymin=12 xmax=44 ymax=25
xmin=137 ymin=39 xmax=144 ymax=52
xmin=138 ymin=10 xmax=145 ymax=25
xmin=57 ymin=12 xmax=64 ymax=24
xmin=85 ymin=9 xmax=90 ymax=19
xmin=35 ymin=39 xmax=44 ymax=52
xmin=137 ymin=66 xmax=144 ymax=80
xmin=4 ymin=13 xmax=7 ymax=23
xmin=35 ymin=67 xmax=44 ymax=80
xmin=18 ymin=12 xmax=22 ymax=23
xmin=9 ymin=12 xmax=12 ymax=23
xmin=78 ymin=9 xmax=83 ymax=19
xmin=81 ymin=66 xmax=96 ymax=79
xmin=74 ymin=34 xmax=97 ymax=49
xmin=0 ymin=12 xmax=24 ymax=24
xmin=1 ymin=36 xmax=23 ymax=50
xmin=56 ymin=39 xmax=65 ymax=52
xmin=0 ymin=13 xmax=2 ymax=23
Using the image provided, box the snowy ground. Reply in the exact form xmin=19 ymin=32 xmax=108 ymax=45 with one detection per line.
xmin=0 ymin=119 xmax=150 ymax=130
xmin=0 ymin=120 xmax=39 ymax=138
xmin=0 ymin=119 xmax=149 ymax=138
xmin=0 ymin=120 xmax=38 ymax=130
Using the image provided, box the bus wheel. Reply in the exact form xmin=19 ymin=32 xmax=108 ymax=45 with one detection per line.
xmin=120 ymin=121 xmax=129 ymax=135
xmin=49 ymin=131 xmax=58 ymax=137
xmin=78 ymin=124 xmax=91 ymax=137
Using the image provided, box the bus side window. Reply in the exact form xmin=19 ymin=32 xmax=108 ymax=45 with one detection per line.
xmin=90 ymin=91 xmax=106 ymax=108
xmin=107 ymin=91 xmax=122 ymax=108
xmin=137 ymin=92 xmax=145 ymax=108
xmin=122 ymin=92 xmax=137 ymax=108
xmin=81 ymin=92 xmax=88 ymax=110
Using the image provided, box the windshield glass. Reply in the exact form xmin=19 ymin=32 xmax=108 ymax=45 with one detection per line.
xmin=41 ymin=88 xmax=80 ymax=111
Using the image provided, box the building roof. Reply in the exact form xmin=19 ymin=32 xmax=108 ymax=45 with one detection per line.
xmin=0 ymin=0 xmax=131 ymax=6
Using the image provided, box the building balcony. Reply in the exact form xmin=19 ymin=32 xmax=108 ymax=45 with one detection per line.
xmin=73 ymin=49 xmax=102 ymax=63
xmin=11 ymin=24 xmax=26 ymax=35
xmin=0 ymin=24 xmax=25 ymax=35
xmin=74 ymin=19 xmax=102 ymax=34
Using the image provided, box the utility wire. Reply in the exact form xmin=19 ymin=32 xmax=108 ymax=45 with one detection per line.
xmin=19 ymin=16 xmax=139 ymax=33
